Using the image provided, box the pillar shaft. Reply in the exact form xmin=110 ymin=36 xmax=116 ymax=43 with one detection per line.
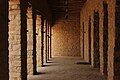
xmin=41 ymin=18 xmax=44 ymax=66
xmin=36 ymin=15 xmax=42 ymax=70
xmin=27 ymin=7 xmax=33 ymax=75
xmin=9 ymin=0 xmax=27 ymax=79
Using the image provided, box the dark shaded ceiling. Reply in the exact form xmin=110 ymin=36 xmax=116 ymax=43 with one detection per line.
xmin=30 ymin=0 xmax=87 ymax=24
xmin=47 ymin=0 xmax=87 ymax=20
xmin=30 ymin=0 xmax=51 ymax=19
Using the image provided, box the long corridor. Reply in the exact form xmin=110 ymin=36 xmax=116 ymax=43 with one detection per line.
xmin=28 ymin=57 xmax=105 ymax=80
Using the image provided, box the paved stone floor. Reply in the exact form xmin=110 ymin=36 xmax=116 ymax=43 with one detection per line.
xmin=28 ymin=57 xmax=105 ymax=80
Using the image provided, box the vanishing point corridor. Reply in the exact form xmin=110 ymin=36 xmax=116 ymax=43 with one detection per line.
xmin=28 ymin=57 xmax=104 ymax=80
xmin=0 ymin=0 xmax=120 ymax=80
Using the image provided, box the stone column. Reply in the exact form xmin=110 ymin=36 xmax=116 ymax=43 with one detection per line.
xmin=9 ymin=0 xmax=27 ymax=80
xmin=46 ymin=23 xmax=48 ymax=61
xmin=48 ymin=24 xmax=51 ymax=59
xmin=9 ymin=1 xmax=21 ymax=80
xmin=41 ymin=17 xmax=44 ymax=66
xmin=43 ymin=20 xmax=47 ymax=64
xmin=49 ymin=25 xmax=52 ymax=58
xmin=36 ymin=15 xmax=42 ymax=71
xmin=47 ymin=23 xmax=50 ymax=60
xmin=27 ymin=6 xmax=33 ymax=75
xmin=0 ymin=0 xmax=9 ymax=80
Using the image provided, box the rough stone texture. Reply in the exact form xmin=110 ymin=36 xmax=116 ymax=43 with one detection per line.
xmin=0 ymin=0 xmax=9 ymax=80
xmin=51 ymin=0 xmax=81 ymax=57
xmin=28 ymin=57 xmax=105 ymax=80
xmin=52 ymin=18 xmax=80 ymax=57
xmin=48 ymin=24 xmax=51 ymax=59
xmin=27 ymin=7 xmax=33 ymax=75
xmin=36 ymin=15 xmax=42 ymax=70
xmin=80 ymin=0 xmax=115 ymax=80
xmin=43 ymin=20 xmax=47 ymax=64
xmin=45 ymin=22 xmax=49 ymax=61
xmin=9 ymin=0 xmax=21 ymax=80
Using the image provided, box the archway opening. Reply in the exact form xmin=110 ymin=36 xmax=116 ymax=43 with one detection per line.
xmin=103 ymin=1 xmax=108 ymax=76
xmin=93 ymin=11 xmax=100 ymax=68
xmin=114 ymin=0 xmax=120 ymax=80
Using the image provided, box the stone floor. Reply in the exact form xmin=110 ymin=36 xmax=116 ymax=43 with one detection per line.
xmin=28 ymin=56 xmax=105 ymax=80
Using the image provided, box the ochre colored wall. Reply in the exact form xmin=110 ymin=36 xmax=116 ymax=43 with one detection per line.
xmin=52 ymin=18 xmax=81 ymax=57
xmin=80 ymin=0 xmax=115 ymax=80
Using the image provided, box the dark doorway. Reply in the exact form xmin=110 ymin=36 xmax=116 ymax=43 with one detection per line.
xmin=114 ymin=0 xmax=120 ymax=80
xmin=20 ymin=1 xmax=28 ymax=79
xmin=93 ymin=11 xmax=100 ymax=68
xmin=83 ymin=22 xmax=85 ymax=59
xmin=0 ymin=0 xmax=9 ymax=79
xmin=88 ymin=17 xmax=91 ymax=64
xmin=103 ymin=1 xmax=108 ymax=76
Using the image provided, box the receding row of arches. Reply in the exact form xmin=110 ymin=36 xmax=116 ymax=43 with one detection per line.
xmin=81 ymin=1 xmax=120 ymax=80
xmin=0 ymin=0 xmax=52 ymax=80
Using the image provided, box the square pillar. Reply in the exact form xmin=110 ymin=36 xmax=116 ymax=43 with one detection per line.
xmin=27 ymin=6 xmax=33 ymax=75
xmin=9 ymin=0 xmax=27 ymax=80
xmin=43 ymin=20 xmax=47 ymax=64
xmin=41 ymin=17 xmax=44 ymax=66
xmin=36 ymin=15 xmax=42 ymax=71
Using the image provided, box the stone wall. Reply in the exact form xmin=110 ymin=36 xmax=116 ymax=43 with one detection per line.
xmin=52 ymin=19 xmax=80 ymax=57
xmin=52 ymin=14 xmax=81 ymax=57
xmin=80 ymin=0 xmax=115 ymax=80
xmin=0 ymin=0 xmax=9 ymax=80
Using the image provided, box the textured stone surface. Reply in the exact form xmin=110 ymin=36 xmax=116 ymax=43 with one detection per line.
xmin=52 ymin=19 xmax=81 ymax=57
xmin=36 ymin=15 xmax=42 ymax=70
xmin=51 ymin=0 xmax=81 ymax=57
xmin=43 ymin=20 xmax=47 ymax=63
xmin=9 ymin=1 xmax=21 ymax=80
xmin=27 ymin=7 xmax=33 ymax=75
xmin=28 ymin=57 xmax=105 ymax=80
xmin=80 ymin=0 xmax=115 ymax=80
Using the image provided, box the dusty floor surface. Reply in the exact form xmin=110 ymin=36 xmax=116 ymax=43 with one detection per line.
xmin=28 ymin=57 xmax=105 ymax=80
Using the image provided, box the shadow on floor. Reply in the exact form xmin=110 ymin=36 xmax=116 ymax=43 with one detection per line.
xmin=28 ymin=57 xmax=106 ymax=80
